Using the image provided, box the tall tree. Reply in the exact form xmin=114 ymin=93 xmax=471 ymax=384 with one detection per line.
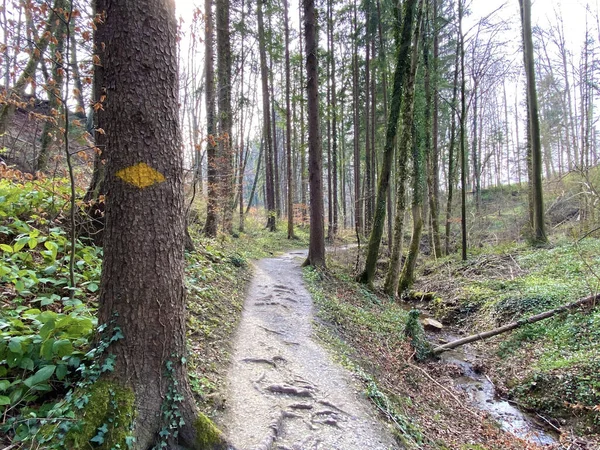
xmin=284 ymin=0 xmax=294 ymax=239
xmin=357 ymin=0 xmax=419 ymax=286
xmin=37 ymin=4 xmax=68 ymax=171
xmin=520 ymin=0 xmax=547 ymax=244
xmin=384 ymin=0 xmax=424 ymax=296
xmin=427 ymin=0 xmax=441 ymax=258
xmin=398 ymin=5 xmax=427 ymax=294
xmin=459 ymin=0 xmax=468 ymax=261
xmin=203 ymin=0 xmax=219 ymax=237
xmin=257 ymin=0 xmax=277 ymax=231
xmin=93 ymin=0 xmax=227 ymax=446
xmin=217 ymin=0 xmax=233 ymax=234
xmin=352 ymin=0 xmax=363 ymax=236
xmin=330 ymin=0 xmax=339 ymax=238
xmin=303 ymin=0 xmax=326 ymax=268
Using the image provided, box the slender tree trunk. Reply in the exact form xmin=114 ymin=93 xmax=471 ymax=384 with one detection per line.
xmin=427 ymin=0 xmax=441 ymax=259
xmin=257 ymin=0 xmax=276 ymax=231
xmin=299 ymin=6 xmax=308 ymax=225
xmin=352 ymin=0 xmax=362 ymax=236
xmin=246 ymin=137 xmax=263 ymax=216
xmin=217 ymin=0 xmax=233 ymax=234
xmin=445 ymin=38 xmax=460 ymax=255
xmin=358 ymin=0 xmax=419 ymax=285
xmin=364 ymin=12 xmax=373 ymax=235
xmin=38 ymin=10 xmax=68 ymax=172
xmin=459 ymin=0 xmax=468 ymax=261
xmin=284 ymin=0 xmax=294 ymax=239
xmin=203 ymin=0 xmax=218 ymax=237
xmin=330 ymin=0 xmax=338 ymax=238
xmin=303 ymin=0 xmax=326 ymax=268
xmin=384 ymin=0 xmax=424 ymax=296
xmin=520 ymin=0 xmax=547 ymax=244
xmin=70 ymin=32 xmax=86 ymax=120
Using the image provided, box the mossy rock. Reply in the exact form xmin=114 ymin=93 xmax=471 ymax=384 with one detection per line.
xmin=64 ymin=380 xmax=135 ymax=449
xmin=194 ymin=413 xmax=228 ymax=449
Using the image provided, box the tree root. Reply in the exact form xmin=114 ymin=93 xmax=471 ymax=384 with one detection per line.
xmin=266 ymin=384 xmax=314 ymax=398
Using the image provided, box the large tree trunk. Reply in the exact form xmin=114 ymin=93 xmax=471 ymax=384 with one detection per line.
xmin=93 ymin=0 xmax=227 ymax=448
xmin=357 ymin=0 xmax=418 ymax=286
xmin=203 ymin=0 xmax=219 ymax=237
xmin=303 ymin=0 xmax=326 ymax=268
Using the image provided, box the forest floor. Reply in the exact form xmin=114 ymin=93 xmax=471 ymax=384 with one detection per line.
xmin=301 ymin=243 xmax=599 ymax=450
xmin=216 ymin=248 xmax=398 ymax=449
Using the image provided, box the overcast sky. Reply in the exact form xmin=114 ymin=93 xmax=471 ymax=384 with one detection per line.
xmin=175 ymin=0 xmax=595 ymax=47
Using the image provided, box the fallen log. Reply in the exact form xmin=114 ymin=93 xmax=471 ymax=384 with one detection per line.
xmin=432 ymin=293 xmax=599 ymax=355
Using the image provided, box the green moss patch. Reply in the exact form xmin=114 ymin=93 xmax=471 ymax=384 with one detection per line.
xmin=64 ymin=380 xmax=135 ymax=449
xmin=193 ymin=412 xmax=225 ymax=449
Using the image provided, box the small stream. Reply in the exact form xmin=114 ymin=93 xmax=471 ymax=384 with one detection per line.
xmin=412 ymin=304 xmax=558 ymax=446
xmin=438 ymin=344 xmax=557 ymax=446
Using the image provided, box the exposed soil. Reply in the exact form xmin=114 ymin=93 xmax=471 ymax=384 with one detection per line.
xmin=219 ymin=250 xmax=398 ymax=449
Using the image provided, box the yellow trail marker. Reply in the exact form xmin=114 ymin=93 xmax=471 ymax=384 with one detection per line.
xmin=116 ymin=162 xmax=166 ymax=189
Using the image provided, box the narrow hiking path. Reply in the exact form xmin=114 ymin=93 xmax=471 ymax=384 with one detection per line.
xmin=220 ymin=249 xmax=398 ymax=450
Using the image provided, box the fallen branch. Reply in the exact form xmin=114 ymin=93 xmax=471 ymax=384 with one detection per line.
xmin=433 ymin=294 xmax=599 ymax=355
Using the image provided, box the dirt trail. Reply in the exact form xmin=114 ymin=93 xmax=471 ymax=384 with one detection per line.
xmin=220 ymin=250 xmax=398 ymax=450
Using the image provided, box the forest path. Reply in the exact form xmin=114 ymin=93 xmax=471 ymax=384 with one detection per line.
xmin=220 ymin=249 xmax=399 ymax=450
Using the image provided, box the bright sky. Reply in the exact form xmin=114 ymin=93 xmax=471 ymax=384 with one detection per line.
xmin=175 ymin=0 xmax=593 ymax=43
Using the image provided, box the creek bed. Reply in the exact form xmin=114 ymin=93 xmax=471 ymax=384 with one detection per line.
xmin=430 ymin=329 xmax=558 ymax=447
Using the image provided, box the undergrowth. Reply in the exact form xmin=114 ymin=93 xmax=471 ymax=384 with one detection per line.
xmin=0 ymin=176 xmax=309 ymax=448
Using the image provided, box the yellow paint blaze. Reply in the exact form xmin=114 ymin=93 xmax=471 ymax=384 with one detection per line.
xmin=116 ymin=162 xmax=166 ymax=189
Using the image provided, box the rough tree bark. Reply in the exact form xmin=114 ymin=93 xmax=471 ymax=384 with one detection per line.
xmin=303 ymin=0 xmax=326 ymax=268
xmin=93 ymin=0 xmax=228 ymax=448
